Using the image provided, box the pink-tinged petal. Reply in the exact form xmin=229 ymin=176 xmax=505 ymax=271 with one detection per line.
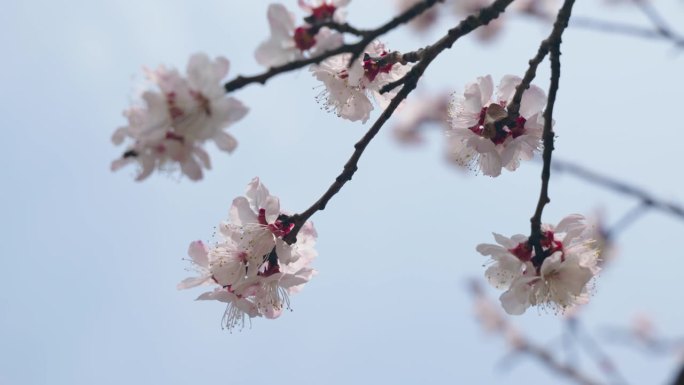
xmin=245 ymin=177 xmax=271 ymax=209
xmin=135 ymin=154 xmax=155 ymax=181
xmin=310 ymin=28 xmax=343 ymax=55
xmin=496 ymin=75 xmax=522 ymax=103
xmin=476 ymin=243 xmax=507 ymax=256
xmin=188 ymin=241 xmax=209 ymax=267
xmin=493 ymin=232 xmax=517 ymax=248
xmin=500 ymin=277 xmax=535 ymax=315
xmin=177 ymin=276 xmax=211 ymax=290
xmin=279 ymin=271 xmax=311 ymax=289
xmin=477 ymin=75 xmax=494 ymax=106
xmin=193 ymin=146 xmax=211 ymax=169
xmin=110 ymin=157 xmax=132 ymax=172
xmin=213 ymin=56 xmax=230 ymax=79
xmin=181 ymin=157 xmax=203 ymax=181
xmin=262 ymin=305 xmax=283 ymax=319
xmin=111 ymin=127 xmax=127 ymax=145
xmin=262 ymin=195 xmax=281 ymax=223
xmin=214 ymin=131 xmax=238 ymax=153
xmin=463 ymin=82 xmax=484 ymax=114
xmin=500 ymin=142 xmax=520 ymax=171
xmin=267 ymin=3 xmax=296 ymax=39
xmin=229 ymin=196 xmax=258 ymax=225
xmin=519 ymin=84 xmax=547 ymax=118
xmin=555 ymin=214 xmax=585 ymax=234
xmin=196 ymin=289 xmax=232 ymax=302
xmin=485 ymin=261 xmax=519 ymax=289
xmin=186 ymin=53 xmax=211 ymax=87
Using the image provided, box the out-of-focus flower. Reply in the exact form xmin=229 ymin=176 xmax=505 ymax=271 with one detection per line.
xmin=179 ymin=178 xmax=317 ymax=330
xmin=447 ymin=74 xmax=546 ymax=177
xmin=311 ymin=40 xmax=409 ymax=123
xmin=391 ymin=92 xmax=450 ymax=145
xmin=111 ymin=53 xmax=247 ymax=181
xmin=394 ymin=0 xmax=440 ymax=31
xmin=255 ymin=3 xmax=344 ymax=67
xmin=477 ymin=214 xmax=600 ymax=315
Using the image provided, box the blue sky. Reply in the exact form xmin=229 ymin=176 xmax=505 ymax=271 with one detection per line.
xmin=2 ymin=1 xmax=684 ymax=384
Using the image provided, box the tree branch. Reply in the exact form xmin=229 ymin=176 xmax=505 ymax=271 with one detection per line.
xmin=551 ymin=159 xmax=684 ymax=222
xmin=223 ymin=0 xmax=445 ymax=93
xmin=283 ymin=0 xmax=516 ymax=244
xmin=523 ymin=0 xmax=575 ymax=267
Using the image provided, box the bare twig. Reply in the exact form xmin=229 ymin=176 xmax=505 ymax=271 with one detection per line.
xmin=551 ymin=159 xmax=684 ymax=222
xmin=223 ymin=0 xmax=444 ymax=93
xmin=469 ymin=281 xmax=605 ymax=385
xmin=283 ymin=0 xmax=516 ymax=244
xmin=571 ymin=16 xmax=684 ymax=47
xmin=520 ymin=0 xmax=575 ymax=266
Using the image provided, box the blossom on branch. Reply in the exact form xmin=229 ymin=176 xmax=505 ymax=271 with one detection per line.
xmin=476 ymin=214 xmax=600 ymax=315
xmin=111 ymin=53 xmax=248 ymax=181
xmin=255 ymin=3 xmax=344 ymax=68
xmin=311 ymin=40 xmax=409 ymax=123
xmin=179 ymin=178 xmax=317 ymax=330
xmin=447 ymin=74 xmax=546 ymax=177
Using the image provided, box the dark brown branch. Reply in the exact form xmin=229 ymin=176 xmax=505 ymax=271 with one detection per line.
xmin=283 ymin=0 xmax=516 ymax=244
xmin=223 ymin=0 xmax=444 ymax=93
xmin=312 ymin=21 xmax=370 ymax=36
xmin=551 ymin=159 xmax=684 ymax=221
xmin=527 ymin=0 xmax=575 ymax=266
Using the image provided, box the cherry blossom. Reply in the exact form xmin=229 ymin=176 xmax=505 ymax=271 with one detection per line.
xmin=477 ymin=214 xmax=601 ymax=315
xmin=178 ymin=178 xmax=317 ymax=330
xmin=311 ymin=40 xmax=409 ymax=123
xmin=391 ymin=91 xmax=450 ymax=145
xmin=447 ymin=74 xmax=546 ymax=177
xmin=298 ymin=0 xmax=350 ymax=23
xmin=394 ymin=0 xmax=440 ymax=31
xmin=111 ymin=53 xmax=248 ymax=181
xmin=255 ymin=3 xmax=344 ymax=68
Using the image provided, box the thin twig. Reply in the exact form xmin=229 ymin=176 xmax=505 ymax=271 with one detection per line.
xmin=526 ymin=0 xmax=575 ymax=266
xmin=223 ymin=0 xmax=444 ymax=93
xmin=551 ymin=159 xmax=684 ymax=222
xmin=469 ymin=280 xmax=605 ymax=385
xmin=283 ymin=0 xmax=516 ymax=244
xmin=571 ymin=16 xmax=684 ymax=47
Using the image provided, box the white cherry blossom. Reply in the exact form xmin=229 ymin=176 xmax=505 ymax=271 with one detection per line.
xmin=255 ymin=3 xmax=343 ymax=68
xmin=178 ymin=178 xmax=317 ymax=330
xmin=111 ymin=53 xmax=248 ymax=181
xmin=311 ymin=40 xmax=409 ymax=123
xmin=447 ymin=74 xmax=546 ymax=177
xmin=477 ymin=214 xmax=601 ymax=315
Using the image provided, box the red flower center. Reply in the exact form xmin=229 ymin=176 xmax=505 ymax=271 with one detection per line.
xmin=363 ymin=51 xmax=393 ymax=82
xmin=294 ymin=26 xmax=317 ymax=51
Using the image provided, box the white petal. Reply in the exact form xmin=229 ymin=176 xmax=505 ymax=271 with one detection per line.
xmin=214 ymin=131 xmax=238 ymax=153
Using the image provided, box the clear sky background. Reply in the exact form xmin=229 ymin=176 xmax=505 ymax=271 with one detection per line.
xmin=2 ymin=1 xmax=684 ymax=384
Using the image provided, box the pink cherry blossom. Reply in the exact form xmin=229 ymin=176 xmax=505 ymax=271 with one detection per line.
xmin=311 ymin=40 xmax=409 ymax=123
xmin=178 ymin=178 xmax=318 ymax=330
xmin=111 ymin=53 xmax=248 ymax=181
xmin=447 ymin=74 xmax=546 ymax=177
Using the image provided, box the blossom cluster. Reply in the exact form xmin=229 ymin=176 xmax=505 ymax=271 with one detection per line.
xmin=477 ymin=214 xmax=601 ymax=315
xmin=256 ymin=1 xmax=410 ymax=123
xmin=311 ymin=40 xmax=409 ymax=123
xmin=178 ymin=178 xmax=317 ymax=330
xmin=447 ymin=74 xmax=546 ymax=177
xmin=111 ymin=53 xmax=248 ymax=181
